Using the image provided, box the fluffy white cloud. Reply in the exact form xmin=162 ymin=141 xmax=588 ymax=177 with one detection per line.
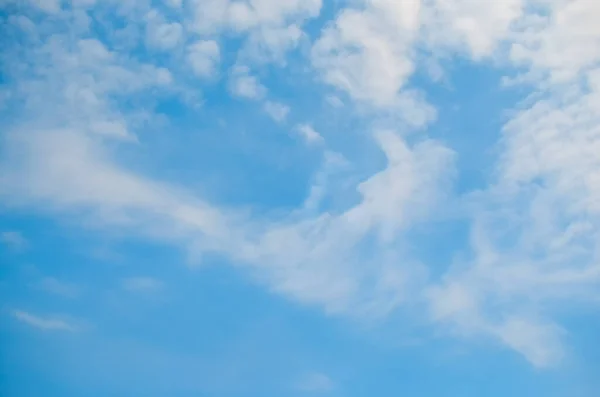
xmin=422 ymin=0 xmax=523 ymax=58
xmin=296 ymin=124 xmax=323 ymax=145
xmin=188 ymin=0 xmax=321 ymax=64
xmin=187 ymin=40 xmax=221 ymax=78
xmin=311 ymin=1 xmax=419 ymax=108
xmin=187 ymin=0 xmax=230 ymax=34
xmin=510 ymin=0 xmax=600 ymax=83
xmin=241 ymin=24 xmax=303 ymax=63
xmin=310 ymin=0 xmax=522 ymax=108
xmin=2 ymin=33 xmax=172 ymax=145
xmin=145 ymin=10 xmax=183 ymax=51
xmin=264 ymin=101 xmax=290 ymax=122
xmin=228 ymin=65 xmax=266 ymax=99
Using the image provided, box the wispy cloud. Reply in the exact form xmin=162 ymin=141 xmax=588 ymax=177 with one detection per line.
xmin=0 ymin=231 xmax=28 ymax=251
xmin=296 ymin=372 xmax=335 ymax=393
xmin=122 ymin=277 xmax=164 ymax=294
xmin=33 ymin=277 xmax=80 ymax=299
xmin=12 ymin=310 xmax=77 ymax=332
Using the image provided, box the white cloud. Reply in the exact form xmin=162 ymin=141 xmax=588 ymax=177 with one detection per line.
xmin=164 ymin=0 xmax=181 ymax=9
xmin=228 ymin=65 xmax=266 ymax=99
xmin=13 ymin=310 xmax=77 ymax=332
xmin=227 ymin=132 xmax=453 ymax=317
xmin=27 ymin=0 xmax=61 ymax=14
xmin=309 ymin=0 xmax=522 ymax=109
xmin=301 ymin=151 xmax=349 ymax=212
xmin=1 ymin=0 xmax=446 ymax=353
xmin=264 ymin=101 xmax=290 ymax=122
xmin=297 ymin=372 xmax=335 ymax=393
xmin=296 ymin=124 xmax=323 ymax=145
xmin=4 ymin=0 xmax=600 ymax=370
xmin=187 ymin=0 xmax=231 ymax=34
xmin=1 ymin=7 xmax=451 ymax=333
xmin=187 ymin=40 xmax=221 ymax=78
xmin=348 ymin=131 xmax=454 ymax=243
xmin=145 ymin=10 xmax=183 ymax=51
xmin=72 ymin=0 xmax=96 ymax=7
xmin=187 ymin=0 xmax=321 ymax=65
xmin=177 ymin=0 xmax=323 ymax=89
xmin=35 ymin=277 xmax=80 ymax=298
xmin=311 ymin=1 xmax=419 ymax=108
xmin=190 ymin=0 xmax=322 ymax=33
xmin=0 ymin=231 xmax=28 ymax=251
xmin=91 ymin=119 xmax=137 ymax=141
xmin=422 ymin=0 xmax=523 ymax=59
xmin=241 ymin=24 xmax=303 ymax=63
xmin=0 ymin=129 xmax=229 ymax=241
xmin=0 ymin=118 xmax=452 ymax=319
xmin=416 ymin=0 xmax=600 ymax=367
xmin=122 ymin=277 xmax=164 ymax=293
xmin=494 ymin=318 xmax=564 ymax=368
xmin=509 ymin=0 xmax=600 ymax=83
xmin=325 ymin=95 xmax=343 ymax=108
xmin=1 ymin=34 xmax=172 ymax=146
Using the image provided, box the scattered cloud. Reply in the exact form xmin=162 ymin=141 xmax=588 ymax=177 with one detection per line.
xmin=1 ymin=0 xmax=600 ymax=371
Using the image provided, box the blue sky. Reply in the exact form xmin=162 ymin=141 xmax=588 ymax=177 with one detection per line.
xmin=1 ymin=0 xmax=600 ymax=396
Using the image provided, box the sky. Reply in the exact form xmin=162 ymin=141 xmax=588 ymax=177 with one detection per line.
xmin=1 ymin=0 xmax=599 ymax=396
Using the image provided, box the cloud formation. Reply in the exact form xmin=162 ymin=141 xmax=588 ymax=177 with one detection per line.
xmin=13 ymin=310 xmax=77 ymax=332
xmin=1 ymin=0 xmax=599 ymax=370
